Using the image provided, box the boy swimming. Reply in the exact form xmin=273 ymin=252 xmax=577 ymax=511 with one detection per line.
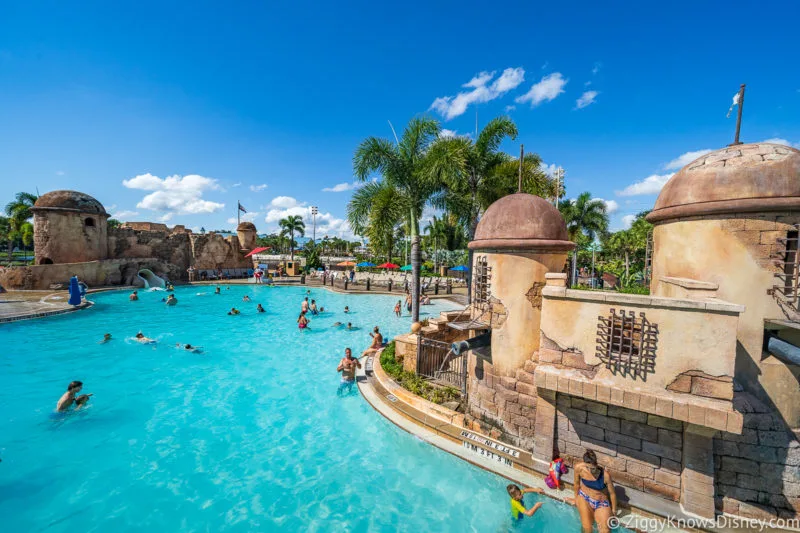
xmin=507 ymin=484 xmax=544 ymax=520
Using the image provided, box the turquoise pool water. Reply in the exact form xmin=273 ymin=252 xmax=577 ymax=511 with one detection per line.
xmin=1 ymin=285 xmax=613 ymax=532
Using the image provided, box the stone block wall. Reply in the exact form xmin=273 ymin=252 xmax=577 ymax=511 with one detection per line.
xmin=554 ymin=394 xmax=684 ymax=502
xmin=713 ymin=393 xmax=800 ymax=519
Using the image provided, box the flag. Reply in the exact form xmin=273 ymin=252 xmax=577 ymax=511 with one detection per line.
xmin=726 ymin=92 xmax=740 ymax=119
xmin=238 ymin=202 xmax=247 ymax=213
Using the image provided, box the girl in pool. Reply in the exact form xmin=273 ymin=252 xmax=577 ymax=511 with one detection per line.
xmin=297 ymin=311 xmax=310 ymax=330
xmin=134 ymin=332 xmax=156 ymax=344
xmin=506 ymin=484 xmax=544 ymax=520
xmin=394 ymin=300 xmax=401 ymax=317
xmin=257 ymin=304 xmax=265 ymax=313
xmin=573 ymin=449 xmax=617 ymax=533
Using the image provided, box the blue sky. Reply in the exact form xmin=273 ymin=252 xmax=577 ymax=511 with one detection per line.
xmin=1 ymin=0 xmax=798 ymax=236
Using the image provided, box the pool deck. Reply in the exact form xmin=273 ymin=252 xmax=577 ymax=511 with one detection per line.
xmin=356 ymin=351 xmax=771 ymax=533
xmin=0 ymin=290 xmax=95 ymax=323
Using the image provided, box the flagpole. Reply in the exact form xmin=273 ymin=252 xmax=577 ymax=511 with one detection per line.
xmin=237 ymin=200 xmax=240 ymax=226
xmin=733 ymin=84 xmax=745 ymax=145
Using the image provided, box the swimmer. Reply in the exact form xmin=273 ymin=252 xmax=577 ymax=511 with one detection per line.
xmin=74 ymin=393 xmax=93 ymax=409
xmin=301 ymin=297 xmax=309 ymax=313
xmin=228 ymin=307 xmax=241 ymax=315
xmin=310 ymin=300 xmax=319 ymax=315
xmin=421 ymin=295 xmax=431 ymax=305
xmin=333 ymin=321 xmax=343 ymax=327
xmin=347 ymin=322 xmax=355 ymax=331
xmin=257 ymin=304 xmax=265 ymax=313
xmin=297 ymin=311 xmax=309 ymax=330
xmin=319 ymin=306 xmax=324 ymax=313
xmin=344 ymin=306 xmax=350 ymax=314
xmin=361 ymin=326 xmax=383 ymax=357
xmin=507 ymin=484 xmax=545 ymax=520
xmin=99 ymin=333 xmax=112 ymax=344
xmin=135 ymin=332 xmax=156 ymax=344
xmin=185 ymin=343 xmax=203 ymax=353
xmin=337 ymin=348 xmax=361 ymax=396
xmin=394 ymin=300 xmax=401 ymax=317
xmin=243 ymin=295 xmax=251 ymax=302
xmin=56 ymin=381 xmax=84 ymax=412
xmin=129 ymin=290 xmax=139 ymax=301
xmin=166 ymin=283 xmax=174 ymax=291
xmin=214 ymin=286 xmax=221 ymax=294
xmin=166 ymin=294 xmax=178 ymax=306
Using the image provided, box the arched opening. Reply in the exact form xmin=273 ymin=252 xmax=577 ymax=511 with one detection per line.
xmin=85 ymin=217 xmax=95 ymax=227
xmin=39 ymin=257 xmax=53 ymax=265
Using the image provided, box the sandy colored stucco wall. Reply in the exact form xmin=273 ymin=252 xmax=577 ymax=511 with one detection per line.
xmin=190 ymin=234 xmax=252 ymax=270
xmin=539 ymin=290 xmax=740 ymax=392
xmin=477 ymin=251 xmax=567 ymax=376
xmin=33 ymin=211 xmax=108 ymax=264
xmin=650 ymin=214 xmax=800 ymax=426
xmin=0 ymin=259 xmax=180 ymax=290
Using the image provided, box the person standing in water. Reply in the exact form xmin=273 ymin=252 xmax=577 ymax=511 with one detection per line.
xmin=56 ymin=381 xmax=85 ymax=412
xmin=507 ymin=484 xmax=545 ymax=520
xmin=394 ymin=300 xmax=401 ymax=317
xmin=129 ymin=290 xmax=139 ymax=301
xmin=297 ymin=311 xmax=309 ymax=329
xmin=337 ymin=348 xmax=361 ymax=396
xmin=301 ymin=297 xmax=309 ymax=313
xmin=573 ymin=449 xmax=617 ymax=533
xmin=166 ymin=294 xmax=178 ymax=306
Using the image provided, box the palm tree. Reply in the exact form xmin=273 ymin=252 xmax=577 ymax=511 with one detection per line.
xmin=429 ymin=118 xmax=557 ymax=301
xmin=347 ymin=180 xmax=408 ymax=264
xmin=353 ymin=117 xmax=445 ymax=321
xmin=279 ymin=215 xmax=305 ymax=262
xmin=559 ymin=192 xmax=609 ymax=286
xmin=4 ymin=192 xmax=38 ymax=259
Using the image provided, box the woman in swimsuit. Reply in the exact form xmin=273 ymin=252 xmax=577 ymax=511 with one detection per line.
xmin=573 ymin=450 xmax=617 ymax=533
xmin=297 ymin=311 xmax=309 ymax=330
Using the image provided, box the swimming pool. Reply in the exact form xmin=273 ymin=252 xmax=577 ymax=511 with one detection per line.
xmin=0 ymin=285 xmax=618 ymax=531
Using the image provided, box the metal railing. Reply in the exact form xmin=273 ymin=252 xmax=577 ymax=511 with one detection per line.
xmin=416 ymin=336 xmax=468 ymax=394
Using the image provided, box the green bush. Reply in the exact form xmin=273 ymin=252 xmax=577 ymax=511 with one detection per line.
xmin=379 ymin=341 xmax=460 ymax=405
xmin=619 ymin=285 xmax=650 ymax=295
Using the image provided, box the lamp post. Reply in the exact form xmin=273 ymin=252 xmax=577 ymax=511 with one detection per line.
xmin=311 ymin=206 xmax=318 ymax=244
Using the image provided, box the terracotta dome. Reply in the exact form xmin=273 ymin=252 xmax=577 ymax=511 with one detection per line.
xmin=33 ymin=190 xmax=107 ymax=215
xmin=647 ymin=143 xmax=800 ymax=224
xmin=237 ymin=222 xmax=257 ymax=231
xmin=469 ymin=193 xmax=574 ymax=251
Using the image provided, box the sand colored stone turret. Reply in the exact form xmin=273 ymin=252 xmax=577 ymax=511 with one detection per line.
xmin=32 ymin=190 xmax=110 ymax=265
xmin=236 ymin=221 xmax=257 ymax=251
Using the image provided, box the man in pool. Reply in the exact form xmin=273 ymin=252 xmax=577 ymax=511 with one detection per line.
xmin=336 ymin=348 xmax=361 ymax=396
xmin=166 ymin=294 xmax=178 ymax=306
xmin=301 ymin=297 xmax=309 ymax=313
xmin=257 ymin=303 xmax=265 ymax=313
xmin=361 ymin=326 xmax=383 ymax=356
xmin=129 ymin=290 xmax=139 ymax=301
xmin=56 ymin=381 xmax=85 ymax=412
xmin=344 ymin=306 xmax=350 ymax=314
xmin=135 ymin=332 xmax=156 ymax=343
xmin=99 ymin=333 xmax=112 ymax=344
xmin=310 ymin=299 xmax=319 ymax=315
xmin=228 ymin=307 xmax=240 ymax=315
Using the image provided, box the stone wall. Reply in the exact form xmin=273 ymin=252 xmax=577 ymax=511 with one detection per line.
xmin=0 ymin=258 xmax=179 ymax=290
xmin=108 ymin=228 xmax=193 ymax=274
xmin=554 ymin=394 xmax=683 ymax=502
xmin=33 ymin=210 xmax=108 ymax=264
xmin=190 ymin=234 xmax=251 ymax=270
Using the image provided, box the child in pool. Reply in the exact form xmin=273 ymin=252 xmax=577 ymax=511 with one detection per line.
xmin=74 ymin=394 xmax=93 ymax=408
xmin=394 ymin=300 xmax=401 ymax=317
xmin=228 ymin=308 xmax=240 ymax=315
xmin=257 ymin=304 xmax=265 ymax=313
xmin=507 ymin=484 xmax=544 ymax=520
xmin=99 ymin=333 xmax=112 ymax=344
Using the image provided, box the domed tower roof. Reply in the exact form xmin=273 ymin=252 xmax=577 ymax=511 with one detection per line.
xmin=647 ymin=143 xmax=800 ymax=224
xmin=33 ymin=190 xmax=108 ymax=216
xmin=469 ymin=193 xmax=574 ymax=251
xmin=237 ymin=222 xmax=257 ymax=231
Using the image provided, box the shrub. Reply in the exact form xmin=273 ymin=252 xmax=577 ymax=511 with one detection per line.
xmin=379 ymin=341 xmax=460 ymax=405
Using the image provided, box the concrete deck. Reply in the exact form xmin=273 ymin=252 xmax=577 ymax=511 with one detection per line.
xmin=0 ymin=290 xmax=94 ymax=323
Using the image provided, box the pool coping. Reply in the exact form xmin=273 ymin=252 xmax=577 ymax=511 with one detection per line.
xmin=356 ymin=353 xmax=709 ymax=533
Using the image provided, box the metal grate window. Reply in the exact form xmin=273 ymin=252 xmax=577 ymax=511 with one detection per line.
xmin=596 ymin=308 xmax=658 ymax=380
xmin=771 ymin=227 xmax=800 ymax=309
xmin=473 ymin=255 xmax=492 ymax=306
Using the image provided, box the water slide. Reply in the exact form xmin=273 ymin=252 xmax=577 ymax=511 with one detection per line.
xmin=137 ymin=269 xmax=166 ymax=289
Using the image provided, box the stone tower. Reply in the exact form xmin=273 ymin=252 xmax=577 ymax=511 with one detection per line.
xmin=236 ymin=221 xmax=257 ymax=251
xmin=32 ymin=190 xmax=109 ymax=265
xmin=647 ymin=142 xmax=800 ymax=426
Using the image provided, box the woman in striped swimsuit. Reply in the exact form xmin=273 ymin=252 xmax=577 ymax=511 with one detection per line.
xmin=573 ymin=450 xmax=617 ymax=533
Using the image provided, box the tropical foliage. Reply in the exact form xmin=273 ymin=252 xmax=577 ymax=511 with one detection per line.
xmin=3 ymin=192 xmax=38 ymax=260
xmin=278 ymin=215 xmax=305 ymax=261
xmin=559 ymin=192 xmax=609 ymax=285
xmin=347 ymin=180 xmax=407 ymax=263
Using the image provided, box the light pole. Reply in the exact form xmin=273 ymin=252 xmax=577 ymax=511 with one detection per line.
xmin=311 ymin=206 xmax=318 ymax=244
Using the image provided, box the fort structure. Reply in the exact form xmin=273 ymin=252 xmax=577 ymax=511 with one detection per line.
xmin=0 ymin=190 xmax=256 ymax=290
xmin=393 ymin=142 xmax=800 ymax=521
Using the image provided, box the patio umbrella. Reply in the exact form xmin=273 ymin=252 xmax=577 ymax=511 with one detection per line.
xmin=244 ymin=246 xmax=270 ymax=258
xmin=357 ymin=261 xmax=376 ymax=267
xmin=377 ymin=262 xmax=400 ymax=269
xmin=399 ymin=264 xmax=412 ymax=271
xmin=449 ymin=265 xmax=469 ymax=271
xmin=337 ymin=261 xmax=356 ymax=267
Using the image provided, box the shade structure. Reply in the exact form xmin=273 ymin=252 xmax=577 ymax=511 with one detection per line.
xmin=449 ymin=265 xmax=469 ymax=271
xmin=337 ymin=261 xmax=356 ymax=267
xmin=378 ymin=262 xmax=400 ymax=269
xmin=357 ymin=262 xmax=376 ymax=267
xmin=244 ymin=246 xmax=270 ymax=258
xmin=399 ymin=264 xmax=412 ymax=271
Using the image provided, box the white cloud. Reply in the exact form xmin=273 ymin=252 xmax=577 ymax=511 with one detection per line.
xmin=440 ymin=129 xmax=457 ymax=138
xmin=616 ymin=173 xmax=674 ymax=196
xmin=249 ymin=184 xmax=268 ymax=192
xmin=622 ymin=214 xmax=636 ymax=229
xmin=227 ymin=212 xmax=259 ymax=224
xmin=232 ymin=182 xmax=242 ymax=187
xmin=55 ymin=170 xmax=65 ymax=176
xmin=504 ymin=105 xmax=516 ymax=112
xmin=575 ymin=90 xmax=599 ymax=109
xmin=322 ymin=182 xmax=357 ymax=192
xmin=664 ymin=149 xmax=713 ymax=170
xmin=430 ymin=67 xmax=525 ymax=120
xmin=263 ymin=195 xmax=353 ymax=238
xmin=597 ymin=199 xmax=619 ymax=214
xmin=158 ymin=213 xmax=173 ymax=222
xmin=122 ymin=173 xmax=225 ymax=215
xmin=592 ymin=62 xmax=602 ymax=75
xmin=515 ymin=73 xmax=567 ymax=107
xmin=111 ymin=210 xmax=139 ymax=220
xmin=763 ymin=138 xmax=800 ymax=149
